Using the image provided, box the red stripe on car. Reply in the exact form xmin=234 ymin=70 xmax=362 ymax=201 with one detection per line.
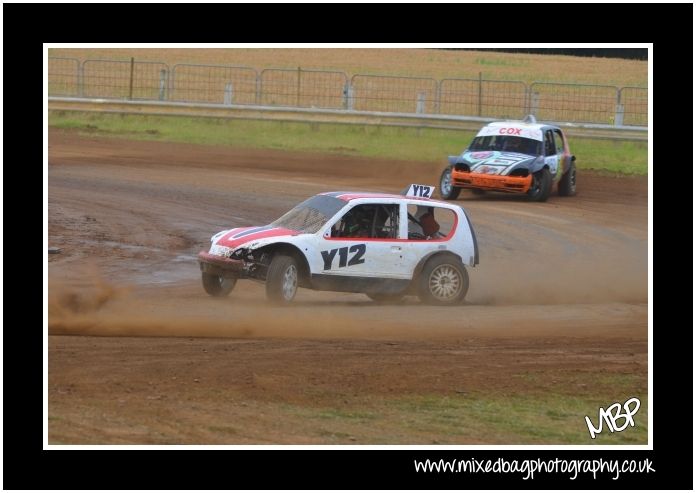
xmin=217 ymin=227 xmax=299 ymax=249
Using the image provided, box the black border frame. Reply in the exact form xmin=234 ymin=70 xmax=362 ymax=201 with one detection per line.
xmin=7 ymin=2 xmax=692 ymax=489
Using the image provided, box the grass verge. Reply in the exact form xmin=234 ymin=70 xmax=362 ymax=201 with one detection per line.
xmin=284 ymin=371 xmax=648 ymax=444
xmin=49 ymin=111 xmax=647 ymax=175
xmin=49 ymin=368 xmax=647 ymax=444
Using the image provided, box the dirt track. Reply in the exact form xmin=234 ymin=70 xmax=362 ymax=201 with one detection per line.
xmin=47 ymin=130 xmax=648 ymax=444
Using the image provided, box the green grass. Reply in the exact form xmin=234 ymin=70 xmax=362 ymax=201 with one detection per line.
xmin=390 ymin=392 xmax=648 ymax=445
xmin=48 ymin=111 xmax=647 ymax=175
xmin=274 ymin=390 xmax=647 ymax=444
xmin=50 ymin=368 xmax=648 ymax=444
xmin=570 ymin=139 xmax=647 ymax=175
xmin=315 ymin=409 xmax=379 ymax=421
xmin=279 ymin=370 xmax=648 ymax=444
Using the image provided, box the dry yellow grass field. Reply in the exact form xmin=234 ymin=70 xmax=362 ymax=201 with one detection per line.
xmin=48 ymin=48 xmax=647 ymax=87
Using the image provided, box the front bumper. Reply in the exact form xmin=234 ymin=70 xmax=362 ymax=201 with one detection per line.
xmin=198 ymin=251 xmax=244 ymax=278
xmin=451 ymin=170 xmax=532 ymax=193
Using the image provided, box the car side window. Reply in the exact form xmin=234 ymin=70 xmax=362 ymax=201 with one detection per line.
xmin=407 ymin=205 xmax=456 ymax=240
xmin=553 ymin=130 xmax=564 ymax=154
xmin=544 ymin=130 xmax=556 ymax=156
xmin=330 ymin=204 xmax=399 ymax=239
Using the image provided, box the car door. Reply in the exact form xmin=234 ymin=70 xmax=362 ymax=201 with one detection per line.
xmin=316 ymin=201 xmax=408 ymax=279
xmin=552 ymin=129 xmax=569 ymax=179
xmin=401 ymin=203 xmax=460 ymax=276
xmin=543 ymin=129 xmax=560 ymax=177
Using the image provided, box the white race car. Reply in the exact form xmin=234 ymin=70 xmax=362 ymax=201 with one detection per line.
xmin=198 ymin=185 xmax=479 ymax=305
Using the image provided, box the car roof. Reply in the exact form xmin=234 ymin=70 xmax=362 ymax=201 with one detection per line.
xmin=319 ymin=191 xmax=452 ymax=206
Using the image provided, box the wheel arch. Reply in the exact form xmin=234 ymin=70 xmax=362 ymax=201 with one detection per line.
xmin=528 ymin=157 xmax=549 ymax=174
xmin=439 ymin=166 xmax=461 ymax=200
xmin=409 ymin=250 xmax=464 ymax=292
xmin=256 ymin=242 xmax=311 ymax=286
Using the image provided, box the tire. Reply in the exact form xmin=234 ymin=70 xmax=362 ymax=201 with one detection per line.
xmin=558 ymin=163 xmax=577 ymax=196
xmin=417 ymin=255 xmax=469 ymax=305
xmin=527 ymin=168 xmax=552 ymax=202
xmin=202 ymin=272 xmax=236 ymax=297
xmin=366 ymin=292 xmax=405 ymax=303
xmin=471 ymin=188 xmax=486 ymax=195
xmin=439 ymin=167 xmax=461 ymax=200
xmin=265 ymin=254 xmax=299 ymax=303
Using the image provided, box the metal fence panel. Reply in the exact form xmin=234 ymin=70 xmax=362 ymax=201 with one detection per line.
xmin=529 ymin=82 xmax=619 ymax=124
xmin=48 ymin=57 xmax=80 ymax=96
xmin=259 ymin=69 xmax=348 ymax=109
xmin=439 ymin=79 xmax=528 ymax=119
xmin=170 ymin=64 xmax=258 ymax=104
xmin=350 ymin=75 xmax=438 ymax=114
xmin=82 ymin=59 xmax=169 ymax=100
xmin=50 ymin=57 xmax=647 ymax=127
xmin=618 ymin=87 xmax=648 ymax=126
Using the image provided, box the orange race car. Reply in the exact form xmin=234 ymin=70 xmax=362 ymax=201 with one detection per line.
xmin=439 ymin=116 xmax=577 ymax=202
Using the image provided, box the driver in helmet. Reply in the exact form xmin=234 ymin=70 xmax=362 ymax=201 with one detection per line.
xmin=338 ymin=207 xmax=372 ymax=237
xmin=503 ymin=137 xmax=524 ymax=153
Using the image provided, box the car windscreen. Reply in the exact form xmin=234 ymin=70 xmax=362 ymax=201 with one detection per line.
xmin=468 ymin=135 xmax=541 ymax=155
xmin=270 ymin=195 xmax=347 ymax=234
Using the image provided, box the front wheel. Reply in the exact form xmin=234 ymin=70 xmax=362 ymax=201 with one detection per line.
xmin=439 ymin=167 xmax=461 ymax=200
xmin=418 ymin=255 xmax=469 ymax=305
xmin=527 ymin=168 xmax=552 ymax=202
xmin=202 ymin=273 xmax=236 ymax=297
xmin=266 ymin=255 xmax=299 ymax=304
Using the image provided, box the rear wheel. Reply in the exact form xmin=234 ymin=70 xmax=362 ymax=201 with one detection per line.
xmin=266 ymin=255 xmax=299 ymax=304
xmin=527 ymin=168 xmax=552 ymax=202
xmin=558 ymin=163 xmax=577 ymax=196
xmin=439 ymin=167 xmax=461 ymax=200
xmin=202 ymin=273 xmax=236 ymax=297
xmin=418 ymin=255 xmax=469 ymax=305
